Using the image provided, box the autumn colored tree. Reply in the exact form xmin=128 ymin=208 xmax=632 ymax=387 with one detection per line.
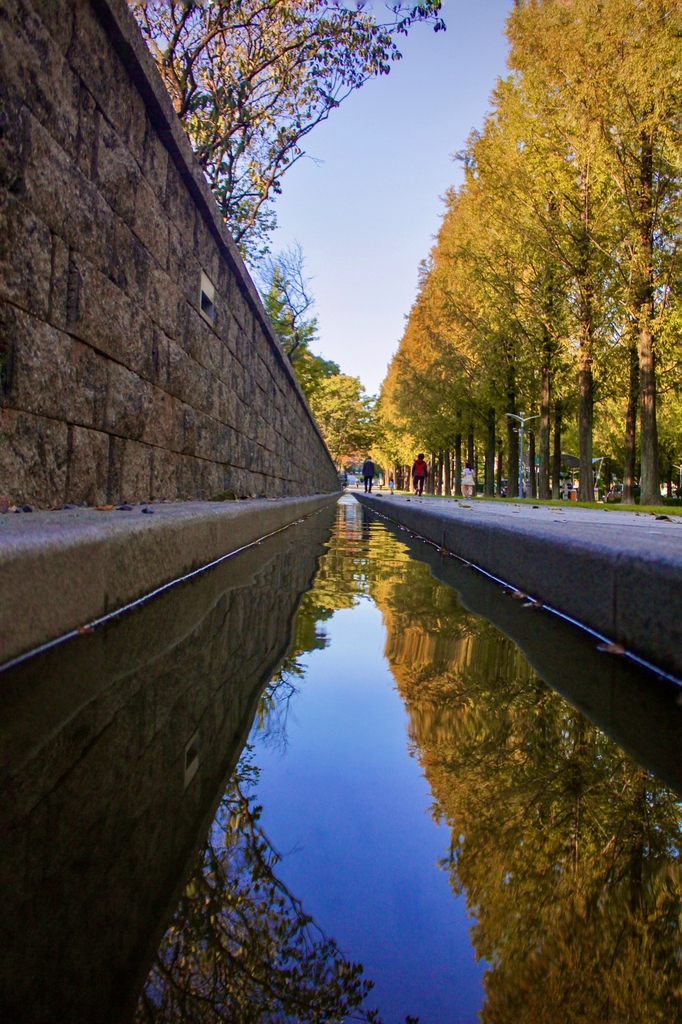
xmin=381 ymin=0 xmax=682 ymax=506
xmin=130 ymin=0 xmax=444 ymax=258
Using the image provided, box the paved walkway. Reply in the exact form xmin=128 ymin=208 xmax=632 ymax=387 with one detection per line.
xmin=355 ymin=492 xmax=682 ymax=680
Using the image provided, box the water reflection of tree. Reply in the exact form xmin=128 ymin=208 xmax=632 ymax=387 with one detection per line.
xmin=255 ymin=501 xmax=388 ymax=748
xmin=136 ymin=755 xmax=381 ymax=1024
xmin=372 ymin=551 xmax=682 ymax=1022
xmin=137 ymin=504 xmax=405 ymax=1024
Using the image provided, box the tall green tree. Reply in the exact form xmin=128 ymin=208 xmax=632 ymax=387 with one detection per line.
xmin=309 ymin=374 xmax=376 ymax=468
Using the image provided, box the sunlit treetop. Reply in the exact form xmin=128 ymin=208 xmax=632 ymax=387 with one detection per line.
xmin=130 ymin=0 xmax=445 ymax=259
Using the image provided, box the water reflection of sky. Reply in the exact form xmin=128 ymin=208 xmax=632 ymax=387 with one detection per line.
xmin=252 ymin=583 xmax=485 ymax=1023
xmin=134 ymin=495 xmax=682 ymax=1023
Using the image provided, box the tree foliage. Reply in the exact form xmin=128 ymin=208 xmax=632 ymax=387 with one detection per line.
xmin=130 ymin=0 xmax=444 ymax=258
xmin=366 ymin=525 xmax=682 ymax=1022
xmin=309 ymin=373 xmax=376 ymax=467
xmin=381 ymin=0 xmax=682 ymax=504
xmin=136 ymin=752 xmax=382 ymax=1023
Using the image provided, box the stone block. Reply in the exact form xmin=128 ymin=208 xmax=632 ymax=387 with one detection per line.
xmin=3 ymin=302 xmax=101 ymax=427
xmin=103 ymin=361 xmax=153 ymax=440
xmin=150 ymin=446 xmax=177 ymax=500
xmin=165 ymin=338 xmax=195 ymax=406
xmin=142 ymin=121 xmax=168 ymax=202
xmin=65 ymin=424 xmax=108 ymax=505
xmin=178 ymin=403 xmax=197 ymax=456
xmin=166 ymin=222 xmax=184 ymax=285
xmin=127 ymin=82 xmax=147 ymax=169
xmin=176 ymin=453 xmax=202 ymax=499
xmin=106 ymin=436 xmax=152 ymax=503
xmin=185 ymin=306 xmax=219 ymax=376
xmin=164 ymin=158 xmax=196 ymax=243
xmin=97 ymin=118 xmax=141 ymax=224
xmin=0 ymin=407 xmax=67 ymax=506
xmin=140 ymin=387 xmax=175 ymax=451
xmin=199 ymin=458 xmax=222 ymax=499
xmin=0 ymin=0 xmax=81 ymax=162
xmin=47 ymin=230 xmax=70 ymax=333
xmin=0 ymin=90 xmax=29 ymax=195
xmin=150 ymin=327 xmax=170 ymax=388
xmin=74 ymin=83 xmax=98 ymax=181
xmin=22 ymin=112 xmax=116 ymax=279
xmin=133 ymin=177 xmax=168 ymax=269
xmin=147 ymin=263 xmax=184 ymax=341
xmin=112 ymin=217 xmax=152 ymax=307
xmin=68 ymin=251 xmax=154 ymax=378
xmin=67 ymin=1 xmax=132 ymax=141
xmin=192 ymin=218 xmax=220 ymax=288
xmin=29 ymin=0 xmax=76 ymax=55
xmin=0 ymin=191 xmax=52 ymax=319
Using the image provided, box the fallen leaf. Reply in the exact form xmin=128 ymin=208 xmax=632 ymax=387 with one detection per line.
xmin=95 ymin=504 xmax=115 ymax=511
xmin=511 ymin=590 xmax=527 ymax=600
xmin=597 ymin=642 xmax=626 ymax=655
xmin=78 ymin=625 xmax=94 ymax=635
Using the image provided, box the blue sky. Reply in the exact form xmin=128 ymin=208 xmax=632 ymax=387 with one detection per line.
xmin=270 ymin=0 xmax=513 ymax=395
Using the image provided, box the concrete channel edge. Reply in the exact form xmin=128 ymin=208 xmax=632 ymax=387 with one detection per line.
xmin=0 ymin=493 xmax=341 ymax=668
xmin=355 ymin=493 xmax=682 ymax=682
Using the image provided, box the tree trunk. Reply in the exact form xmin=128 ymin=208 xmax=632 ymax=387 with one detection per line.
xmin=539 ymin=359 xmax=551 ymax=499
xmin=623 ymin=341 xmax=639 ymax=505
xmin=467 ymin=425 xmax=474 ymax=468
xmin=444 ymin=449 xmax=451 ymax=496
xmin=552 ymin=401 xmax=562 ymax=499
xmin=639 ymin=321 xmax=659 ymax=505
xmin=507 ymin=370 xmax=518 ymax=498
xmin=497 ymin=439 xmax=503 ymax=496
xmin=455 ymin=434 xmax=462 ymax=496
xmin=578 ymin=345 xmax=594 ymax=501
xmin=634 ymin=134 xmax=660 ymax=507
xmin=485 ymin=408 xmax=495 ymax=497
xmin=577 ymin=164 xmax=594 ymax=503
xmin=529 ymin=430 xmax=537 ymax=499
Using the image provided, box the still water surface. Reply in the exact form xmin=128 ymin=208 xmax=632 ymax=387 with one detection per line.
xmin=3 ymin=495 xmax=682 ymax=1023
xmin=139 ymin=495 xmax=682 ymax=1023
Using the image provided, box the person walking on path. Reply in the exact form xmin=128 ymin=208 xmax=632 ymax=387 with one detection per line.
xmin=412 ymin=454 xmax=428 ymax=496
xmin=462 ymin=462 xmax=476 ymax=498
xmin=388 ymin=475 xmax=395 ymax=496
xmin=362 ymin=456 xmax=375 ymax=493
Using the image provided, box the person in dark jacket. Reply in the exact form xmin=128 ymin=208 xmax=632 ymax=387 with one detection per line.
xmin=362 ymin=457 xmax=375 ymax=492
xmin=411 ymin=454 xmax=428 ymax=496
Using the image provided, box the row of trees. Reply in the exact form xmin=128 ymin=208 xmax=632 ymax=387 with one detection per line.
xmin=378 ymin=0 xmax=682 ymax=504
xmin=372 ymin=537 xmax=682 ymax=1020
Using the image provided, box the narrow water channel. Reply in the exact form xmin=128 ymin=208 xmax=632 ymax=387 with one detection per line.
xmin=2 ymin=495 xmax=682 ymax=1023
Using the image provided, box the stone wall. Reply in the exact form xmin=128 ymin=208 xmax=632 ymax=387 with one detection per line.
xmin=0 ymin=505 xmax=336 ymax=1024
xmin=0 ymin=0 xmax=339 ymax=506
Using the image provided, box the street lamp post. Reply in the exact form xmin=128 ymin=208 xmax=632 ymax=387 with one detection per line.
xmin=506 ymin=412 xmax=539 ymax=498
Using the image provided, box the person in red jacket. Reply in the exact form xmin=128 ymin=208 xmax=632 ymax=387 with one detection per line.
xmin=411 ymin=453 xmax=428 ymax=496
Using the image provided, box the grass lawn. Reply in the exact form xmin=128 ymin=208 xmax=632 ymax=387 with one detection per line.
xmin=375 ymin=489 xmax=680 ymax=517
